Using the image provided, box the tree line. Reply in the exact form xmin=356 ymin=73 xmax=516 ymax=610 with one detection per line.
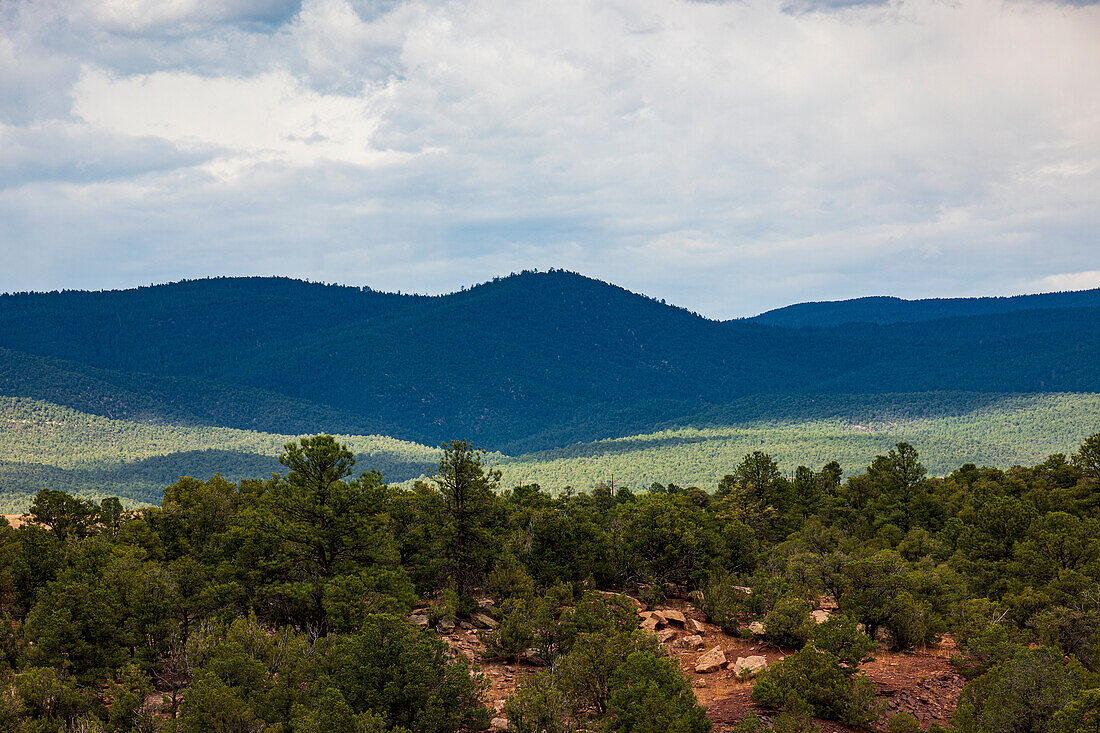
xmin=1 ymin=433 xmax=1099 ymax=731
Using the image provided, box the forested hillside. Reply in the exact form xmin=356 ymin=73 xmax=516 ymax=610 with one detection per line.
xmin=3 ymin=392 xmax=1099 ymax=513
xmin=4 ymin=434 xmax=1100 ymax=732
xmin=2 ymin=271 xmax=1099 ymax=451
xmin=751 ymin=288 xmax=1100 ymax=327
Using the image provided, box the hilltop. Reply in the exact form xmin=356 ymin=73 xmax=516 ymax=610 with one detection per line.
xmin=2 ymin=271 xmax=1099 ymax=452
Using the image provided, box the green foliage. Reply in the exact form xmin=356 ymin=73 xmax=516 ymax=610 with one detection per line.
xmin=432 ymin=440 xmax=504 ymax=596
xmin=763 ymin=596 xmax=815 ymax=649
xmin=505 ymin=672 xmax=574 ymax=733
xmin=1050 ymin=688 xmax=1100 ymax=733
xmin=752 ymin=646 xmax=882 ymax=728
xmin=698 ymin=568 xmax=749 ymax=635
xmin=607 ymin=650 xmax=711 ymax=733
xmin=887 ymin=712 xmax=923 ymax=733
xmin=809 ymin=614 xmax=876 ymax=670
xmin=952 ymin=647 xmax=1087 ymax=733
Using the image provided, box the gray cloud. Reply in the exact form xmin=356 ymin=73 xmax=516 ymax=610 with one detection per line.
xmin=0 ymin=0 xmax=1098 ymax=317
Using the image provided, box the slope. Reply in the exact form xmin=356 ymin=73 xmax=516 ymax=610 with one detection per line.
xmin=3 ymin=272 xmax=1100 ymax=451
xmin=751 ymin=288 xmax=1100 ymax=327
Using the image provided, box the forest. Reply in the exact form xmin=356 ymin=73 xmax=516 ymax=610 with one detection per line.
xmin=3 ymin=272 xmax=1100 ymax=451
xmin=2 ymin=433 xmax=1100 ymax=732
xmin=3 ymin=392 xmax=1100 ymax=513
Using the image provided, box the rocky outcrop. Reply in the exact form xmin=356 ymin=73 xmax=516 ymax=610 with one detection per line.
xmin=678 ymin=634 xmax=706 ymax=650
xmin=695 ymin=646 xmax=727 ymax=673
xmin=732 ymin=655 xmax=768 ymax=677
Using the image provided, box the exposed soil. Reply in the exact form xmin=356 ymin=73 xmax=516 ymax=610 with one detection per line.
xmin=442 ymin=595 xmax=965 ymax=732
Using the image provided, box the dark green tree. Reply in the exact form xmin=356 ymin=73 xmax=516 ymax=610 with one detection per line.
xmin=432 ymin=440 xmax=502 ymax=596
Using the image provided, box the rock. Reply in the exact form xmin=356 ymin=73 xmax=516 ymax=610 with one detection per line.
xmin=472 ymin=613 xmax=499 ymax=629
xmin=748 ymin=621 xmax=766 ymax=635
xmin=732 ymin=655 xmax=768 ymax=677
xmin=407 ymin=614 xmax=430 ymax=628
xmin=491 ymin=717 xmax=508 ymax=730
xmin=520 ymin=648 xmax=547 ymax=666
xmin=657 ymin=628 xmax=678 ymax=644
xmin=662 ymin=609 xmax=687 ymax=627
xmin=437 ymin=618 xmax=455 ymax=634
xmin=687 ymin=618 xmax=706 ymax=635
xmin=639 ymin=612 xmax=661 ymax=631
xmin=459 ymin=620 xmax=475 ymax=630
xmin=810 ymin=610 xmax=830 ymax=624
xmin=600 ymin=591 xmax=645 ymax=611
xmin=679 ymin=634 xmax=706 ymax=650
xmin=695 ymin=646 xmax=727 ymax=674
xmin=692 ymin=677 xmax=708 ymax=688
xmin=663 ymin=582 xmax=688 ymax=599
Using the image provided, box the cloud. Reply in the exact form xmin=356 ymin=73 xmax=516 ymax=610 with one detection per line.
xmin=0 ymin=0 xmax=1098 ymax=316
xmin=0 ymin=122 xmax=214 ymax=188
xmin=1028 ymin=271 xmax=1100 ymax=293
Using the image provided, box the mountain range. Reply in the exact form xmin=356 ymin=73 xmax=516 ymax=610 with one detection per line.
xmin=2 ymin=270 xmax=1098 ymax=453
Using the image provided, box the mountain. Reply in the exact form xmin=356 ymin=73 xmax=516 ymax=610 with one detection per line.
xmin=751 ymin=288 xmax=1100 ymax=327
xmin=2 ymin=271 xmax=1099 ymax=451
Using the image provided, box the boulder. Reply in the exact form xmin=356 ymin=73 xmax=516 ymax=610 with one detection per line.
xmin=471 ymin=613 xmax=499 ymax=630
xmin=695 ymin=646 xmax=727 ymax=674
xmin=437 ymin=618 xmax=455 ymax=634
xmin=407 ymin=614 xmax=430 ymax=628
xmin=748 ymin=621 xmax=766 ymax=635
xmin=520 ymin=648 xmax=547 ymax=667
xmin=491 ymin=717 xmax=508 ymax=730
xmin=657 ymin=628 xmax=678 ymax=644
xmin=679 ymin=634 xmax=706 ymax=650
xmin=639 ymin=612 xmax=661 ymax=632
xmin=687 ymin=618 xmax=706 ymax=635
xmin=732 ymin=655 xmax=768 ymax=677
xmin=811 ymin=610 xmax=830 ymax=624
xmin=600 ymin=591 xmax=645 ymax=611
xmin=662 ymin=609 xmax=687 ymax=627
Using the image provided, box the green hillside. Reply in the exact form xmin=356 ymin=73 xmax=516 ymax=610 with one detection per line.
xmin=0 ymin=397 xmax=439 ymax=511
xmin=3 ymin=391 xmax=1098 ymax=512
xmin=497 ymin=392 xmax=1100 ymax=491
xmin=3 ymin=273 xmax=1100 ymax=451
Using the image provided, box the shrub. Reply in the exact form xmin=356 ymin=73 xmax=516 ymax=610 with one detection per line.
xmin=484 ymin=596 xmax=539 ymax=661
xmin=885 ymin=591 xmax=934 ymax=651
xmin=505 ymin=672 xmax=574 ymax=733
xmin=949 ymin=600 xmax=1029 ymax=679
xmin=752 ymin=647 xmax=881 ymax=728
xmin=699 ymin=569 xmax=748 ymax=635
xmin=809 ymin=614 xmax=876 ymax=670
xmin=1050 ymin=688 xmax=1100 ymax=733
xmin=951 ymin=646 xmax=1085 ymax=733
xmin=608 ymin=650 xmax=711 ymax=733
xmin=764 ymin=596 xmax=815 ymax=649
xmin=888 ymin=711 xmax=923 ymax=733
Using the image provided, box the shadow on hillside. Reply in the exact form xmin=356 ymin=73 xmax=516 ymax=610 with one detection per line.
xmin=0 ymin=449 xmax=438 ymax=511
xmin=515 ymin=433 xmax=713 ymax=462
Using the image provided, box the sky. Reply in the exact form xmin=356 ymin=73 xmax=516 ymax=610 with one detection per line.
xmin=1 ymin=0 xmax=1098 ymax=318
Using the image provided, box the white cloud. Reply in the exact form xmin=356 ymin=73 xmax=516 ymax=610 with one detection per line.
xmin=1029 ymin=271 xmax=1100 ymax=293
xmin=0 ymin=0 xmax=1098 ymax=315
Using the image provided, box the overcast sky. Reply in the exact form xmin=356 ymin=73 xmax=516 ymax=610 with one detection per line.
xmin=1 ymin=0 xmax=1098 ymax=317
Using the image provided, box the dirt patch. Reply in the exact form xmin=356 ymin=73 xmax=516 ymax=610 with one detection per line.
xmin=442 ymin=596 xmax=965 ymax=732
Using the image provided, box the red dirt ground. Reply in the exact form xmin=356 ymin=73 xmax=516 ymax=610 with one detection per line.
xmin=444 ymin=595 xmax=965 ymax=731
